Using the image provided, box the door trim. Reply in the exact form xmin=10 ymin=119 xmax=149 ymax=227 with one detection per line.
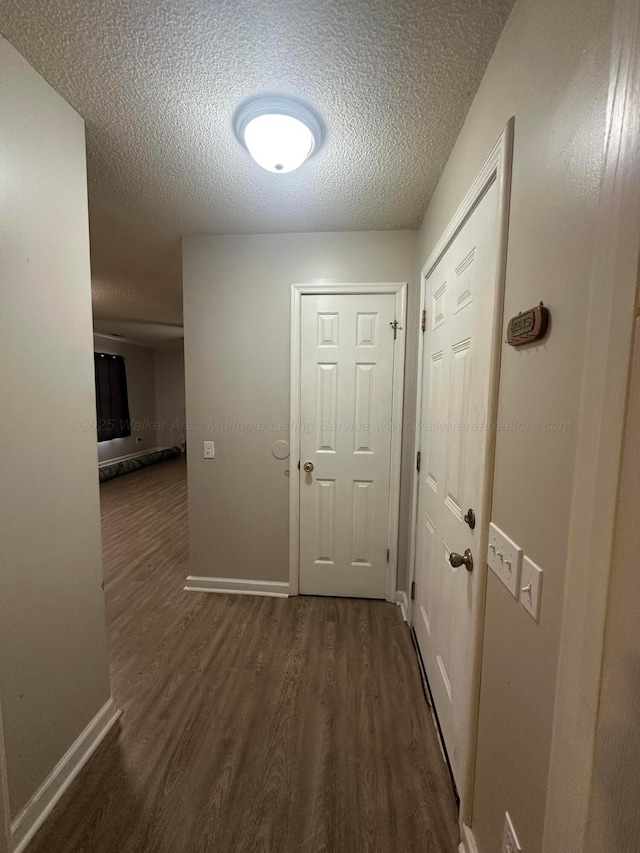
xmin=0 ymin=697 xmax=10 ymax=853
xmin=543 ymin=0 xmax=640 ymax=847
xmin=407 ymin=118 xmax=514 ymax=824
xmin=289 ymin=282 xmax=407 ymax=602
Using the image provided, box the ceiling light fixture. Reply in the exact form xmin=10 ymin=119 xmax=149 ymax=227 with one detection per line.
xmin=233 ymin=95 xmax=325 ymax=174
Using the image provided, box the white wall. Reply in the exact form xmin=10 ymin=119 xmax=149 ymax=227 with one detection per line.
xmin=0 ymin=36 xmax=112 ymax=819
xmin=94 ymin=335 xmax=158 ymax=462
xmin=183 ymin=231 xmax=417 ymax=585
xmin=414 ymin=0 xmax=614 ymax=849
xmin=154 ymin=346 xmax=186 ymax=450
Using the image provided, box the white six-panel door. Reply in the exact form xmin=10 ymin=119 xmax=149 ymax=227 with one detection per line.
xmin=413 ymin=175 xmax=503 ymax=805
xmin=298 ymin=292 xmax=398 ymax=599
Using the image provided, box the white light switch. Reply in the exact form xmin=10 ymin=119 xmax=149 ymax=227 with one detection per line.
xmin=203 ymin=441 xmax=215 ymax=458
xmin=520 ymin=556 xmax=543 ymax=621
xmin=487 ymin=523 xmax=522 ymax=598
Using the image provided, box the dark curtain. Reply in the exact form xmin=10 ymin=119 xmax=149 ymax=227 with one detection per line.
xmin=94 ymin=353 xmax=131 ymax=442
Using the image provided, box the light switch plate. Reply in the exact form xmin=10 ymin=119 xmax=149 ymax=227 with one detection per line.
xmin=520 ymin=556 xmax=543 ymax=622
xmin=203 ymin=441 xmax=215 ymax=459
xmin=487 ymin=523 xmax=522 ymax=598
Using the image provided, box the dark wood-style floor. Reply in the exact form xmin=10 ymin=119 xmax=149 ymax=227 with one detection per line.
xmin=29 ymin=457 xmax=459 ymax=853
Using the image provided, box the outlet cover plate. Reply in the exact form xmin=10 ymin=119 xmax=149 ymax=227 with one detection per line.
xmin=502 ymin=812 xmax=522 ymax=853
xmin=487 ymin=523 xmax=522 ymax=598
xmin=520 ymin=556 xmax=543 ymax=622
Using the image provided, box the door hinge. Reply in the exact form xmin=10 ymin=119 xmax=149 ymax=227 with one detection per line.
xmin=386 ymin=548 xmax=390 ymax=562
xmin=411 ymin=581 xmax=416 ymax=601
xmin=421 ymin=309 xmax=427 ymax=332
xmin=416 ymin=450 xmax=421 ymax=472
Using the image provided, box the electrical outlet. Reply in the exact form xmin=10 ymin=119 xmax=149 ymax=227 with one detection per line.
xmin=487 ymin=523 xmax=522 ymax=598
xmin=502 ymin=812 xmax=522 ymax=853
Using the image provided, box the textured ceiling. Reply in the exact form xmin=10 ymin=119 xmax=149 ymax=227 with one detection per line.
xmin=0 ymin=0 xmax=514 ymax=326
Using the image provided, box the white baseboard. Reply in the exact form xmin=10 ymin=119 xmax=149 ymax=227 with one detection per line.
xmin=395 ymin=590 xmax=409 ymax=622
xmin=460 ymin=823 xmax=479 ymax=853
xmin=184 ymin=576 xmax=290 ymax=598
xmin=11 ymin=698 xmax=121 ymax=853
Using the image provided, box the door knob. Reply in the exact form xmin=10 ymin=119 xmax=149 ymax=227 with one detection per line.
xmin=303 ymin=461 xmax=314 ymax=473
xmin=449 ymin=548 xmax=474 ymax=572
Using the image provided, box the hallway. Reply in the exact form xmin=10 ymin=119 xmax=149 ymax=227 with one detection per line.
xmin=28 ymin=458 xmax=459 ymax=852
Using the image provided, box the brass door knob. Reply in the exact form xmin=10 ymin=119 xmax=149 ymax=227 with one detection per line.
xmin=303 ymin=461 xmax=314 ymax=473
xmin=449 ymin=549 xmax=473 ymax=572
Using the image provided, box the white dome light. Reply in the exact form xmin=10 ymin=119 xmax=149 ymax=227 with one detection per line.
xmin=234 ymin=96 xmax=325 ymax=174
xmin=244 ymin=114 xmax=313 ymax=174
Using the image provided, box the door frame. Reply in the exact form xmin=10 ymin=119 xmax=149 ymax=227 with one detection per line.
xmin=543 ymin=0 xmax=640 ymax=846
xmin=0 ymin=697 xmax=11 ymax=853
xmin=407 ymin=118 xmax=514 ymax=822
xmin=289 ymin=282 xmax=407 ymax=602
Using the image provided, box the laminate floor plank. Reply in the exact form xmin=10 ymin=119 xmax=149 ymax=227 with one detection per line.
xmin=27 ymin=458 xmax=459 ymax=853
